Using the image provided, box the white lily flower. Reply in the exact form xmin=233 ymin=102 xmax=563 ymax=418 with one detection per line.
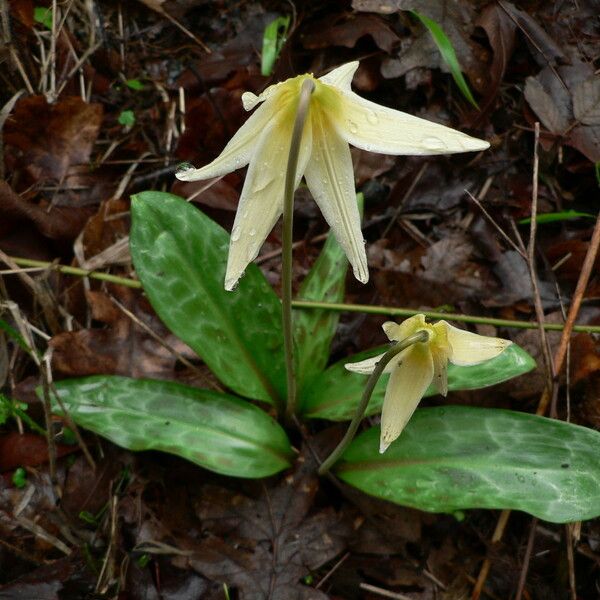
xmin=345 ymin=314 xmax=511 ymax=453
xmin=176 ymin=62 xmax=489 ymax=291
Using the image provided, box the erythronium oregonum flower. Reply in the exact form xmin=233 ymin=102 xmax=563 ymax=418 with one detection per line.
xmin=345 ymin=315 xmax=512 ymax=453
xmin=176 ymin=61 xmax=490 ymax=291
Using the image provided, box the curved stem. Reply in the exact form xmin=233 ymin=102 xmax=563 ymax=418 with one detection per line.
xmin=282 ymin=78 xmax=315 ymax=421
xmin=318 ymin=330 xmax=429 ymax=475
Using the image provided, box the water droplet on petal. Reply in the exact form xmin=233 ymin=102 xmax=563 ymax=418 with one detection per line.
xmin=249 ymin=228 xmax=256 ymax=237
xmin=231 ymin=226 xmax=241 ymax=242
xmin=366 ymin=110 xmax=378 ymax=125
xmin=175 ymin=162 xmax=195 ymax=175
xmin=422 ymin=136 xmax=447 ymax=151
xmin=347 ymin=120 xmax=359 ymax=134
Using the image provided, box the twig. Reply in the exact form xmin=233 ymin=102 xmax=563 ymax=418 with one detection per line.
xmin=466 ymin=188 xmax=525 ymax=258
xmin=515 ymin=518 xmax=538 ymax=600
xmin=110 ymin=295 xmax=220 ymax=390
xmin=525 ymin=123 xmax=555 ymax=390
xmin=381 ymin=162 xmax=428 ymax=238
xmin=359 ymin=583 xmax=413 ymax=600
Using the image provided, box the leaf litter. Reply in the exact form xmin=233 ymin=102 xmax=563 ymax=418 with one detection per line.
xmin=1 ymin=0 xmax=600 ymax=598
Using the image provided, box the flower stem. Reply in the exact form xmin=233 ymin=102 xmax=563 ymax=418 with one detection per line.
xmin=282 ymin=78 xmax=315 ymax=421
xmin=318 ymin=330 xmax=429 ymax=476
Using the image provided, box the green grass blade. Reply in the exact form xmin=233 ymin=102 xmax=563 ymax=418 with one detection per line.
xmin=261 ymin=16 xmax=290 ymax=76
xmin=411 ymin=11 xmax=479 ymax=109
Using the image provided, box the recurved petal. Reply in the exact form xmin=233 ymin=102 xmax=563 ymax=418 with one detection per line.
xmin=344 ymin=349 xmax=408 ymax=375
xmin=382 ymin=314 xmax=427 ymax=342
xmin=380 ymin=344 xmax=434 ymax=453
xmin=318 ymin=61 xmax=359 ymax=91
xmin=326 ymin=89 xmax=489 ymax=156
xmin=224 ymin=113 xmax=312 ymax=291
xmin=304 ymin=109 xmax=368 ymax=284
xmin=241 ymin=81 xmax=282 ymax=111
xmin=176 ymin=97 xmax=279 ymax=183
xmin=442 ymin=321 xmax=512 ymax=366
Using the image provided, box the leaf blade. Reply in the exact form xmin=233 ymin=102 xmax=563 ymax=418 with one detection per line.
xmin=294 ymin=193 xmax=363 ymax=393
xmin=130 ymin=191 xmax=286 ymax=404
xmin=337 ymin=406 xmax=600 ymax=523
xmin=48 ymin=376 xmax=292 ymax=478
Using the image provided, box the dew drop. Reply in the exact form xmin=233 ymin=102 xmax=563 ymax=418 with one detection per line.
xmin=422 ymin=136 xmax=447 ymax=151
xmin=175 ymin=162 xmax=195 ymax=175
xmin=366 ymin=110 xmax=378 ymax=125
xmin=347 ymin=120 xmax=359 ymax=134
xmin=249 ymin=228 xmax=257 ymax=237
xmin=231 ymin=226 xmax=241 ymax=242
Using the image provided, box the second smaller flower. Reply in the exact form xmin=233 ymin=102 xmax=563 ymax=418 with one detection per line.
xmin=345 ymin=314 xmax=512 ymax=453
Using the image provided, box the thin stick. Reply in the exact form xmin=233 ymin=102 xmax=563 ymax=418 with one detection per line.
xmin=514 ymin=517 xmax=538 ymax=600
xmin=4 ymin=256 xmax=600 ymax=334
xmin=282 ymin=78 xmax=314 ymax=420
xmin=318 ymin=331 xmax=429 ymax=475
xmin=526 ymin=123 xmax=555 ymax=389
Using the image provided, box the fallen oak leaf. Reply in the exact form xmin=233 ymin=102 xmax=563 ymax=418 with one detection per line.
xmin=190 ymin=446 xmax=352 ymax=599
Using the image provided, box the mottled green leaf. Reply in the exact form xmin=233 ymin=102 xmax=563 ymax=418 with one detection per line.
xmin=294 ymin=194 xmax=363 ymax=392
xmin=302 ymin=344 xmax=536 ymax=421
xmin=47 ymin=376 xmax=292 ymax=478
xmin=337 ymin=406 xmax=600 ymax=523
xmin=130 ymin=191 xmax=285 ymax=404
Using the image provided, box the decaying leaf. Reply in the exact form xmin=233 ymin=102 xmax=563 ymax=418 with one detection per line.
xmin=188 ymin=447 xmax=351 ymax=599
xmin=524 ymin=63 xmax=600 ymax=161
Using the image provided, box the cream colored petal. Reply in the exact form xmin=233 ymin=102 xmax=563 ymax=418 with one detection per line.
xmin=344 ymin=352 xmax=385 ymax=375
xmin=304 ymin=109 xmax=368 ymax=283
xmin=382 ymin=321 xmax=401 ymax=341
xmin=442 ymin=321 xmax=512 ymax=366
xmin=430 ymin=346 xmax=449 ymax=396
xmin=241 ymin=81 xmax=282 ymax=110
xmin=327 ymin=89 xmax=489 ymax=156
xmin=345 ymin=347 xmax=409 ymax=375
xmin=224 ymin=114 xmax=312 ymax=291
xmin=318 ymin=61 xmax=359 ymax=91
xmin=383 ymin=314 xmax=427 ymax=342
xmin=176 ymin=97 xmax=279 ymax=182
xmin=380 ymin=344 xmax=434 ymax=453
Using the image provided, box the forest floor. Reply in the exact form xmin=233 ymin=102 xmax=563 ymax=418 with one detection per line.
xmin=1 ymin=0 xmax=600 ymax=598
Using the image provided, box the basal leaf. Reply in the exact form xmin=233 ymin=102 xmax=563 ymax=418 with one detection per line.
xmin=337 ymin=406 xmax=600 ymax=523
xmin=47 ymin=376 xmax=292 ymax=478
xmin=130 ymin=191 xmax=285 ymax=404
xmin=294 ymin=194 xmax=363 ymax=392
xmin=302 ymin=343 xmax=535 ymax=421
